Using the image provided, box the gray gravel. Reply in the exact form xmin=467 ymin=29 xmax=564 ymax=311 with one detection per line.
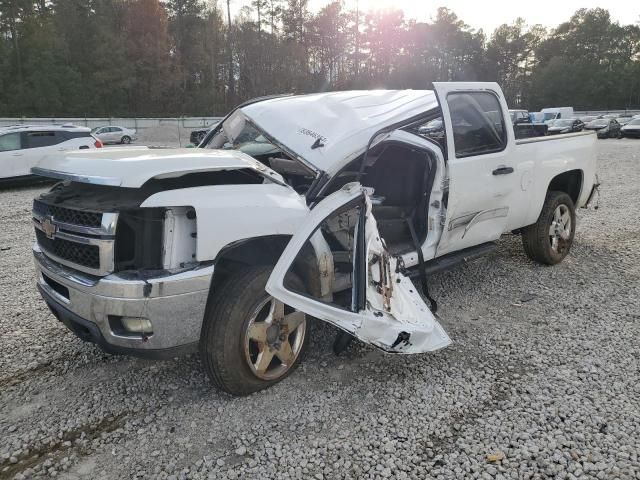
xmin=1 ymin=140 xmax=639 ymax=480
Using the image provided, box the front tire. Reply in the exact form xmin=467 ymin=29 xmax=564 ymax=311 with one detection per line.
xmin=521 ymin=191 xmax=576 ymax=265
xmin=200 ymin=266 xmax=308 ymax=396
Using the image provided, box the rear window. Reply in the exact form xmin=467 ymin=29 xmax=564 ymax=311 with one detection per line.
xmin=62 ymin=131 xmax=92 ymax=140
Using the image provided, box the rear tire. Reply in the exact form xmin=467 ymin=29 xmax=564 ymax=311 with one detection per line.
xmin=521 ymin=191 xmax=576 ymax=265
xmin=200 ymin=266 xmax=308 ymax=396
xmin=121 ymin=136 xmax=131 ymax=144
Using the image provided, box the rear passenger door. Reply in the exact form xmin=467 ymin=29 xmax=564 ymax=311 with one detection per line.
xmin=20 ymin=131 xmax=65 ymax=176
xmin=433 ymin=82 xmax=519 ymax=256
xmin=0 ymin=132 xmax=25 ymax=178
xmin=110 ymin=127 xmax=122 ymax=142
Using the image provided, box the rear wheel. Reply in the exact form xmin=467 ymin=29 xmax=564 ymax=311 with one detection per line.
xmin=521 ymin=191 xmax=576 ymax=265
xmin=121 ymin=136 xmax=131 ymax=144
xmin=200 ymin=266 xmax=308 ymax=396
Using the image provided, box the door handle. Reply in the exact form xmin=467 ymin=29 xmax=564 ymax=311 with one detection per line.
xmin=12 ymin=152 xmax=23 ymax=156
xmin=492 ymin=166 xmax=514 ymax=175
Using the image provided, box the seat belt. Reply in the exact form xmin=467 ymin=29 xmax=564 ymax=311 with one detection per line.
xmin=406 ymin=215 xmax=438 ymax=313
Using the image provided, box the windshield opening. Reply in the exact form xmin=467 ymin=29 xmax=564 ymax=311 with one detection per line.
xmin=203 ymin=112 xmax=316 ymax=194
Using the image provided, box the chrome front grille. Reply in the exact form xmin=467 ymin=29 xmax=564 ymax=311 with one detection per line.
xmin=33 ymin=200 xmax=102 ymax=228
xmin=35 ymin=229 xmax=100 ymax=269
xmin=33 ymin=199 xmax=118 ymax=276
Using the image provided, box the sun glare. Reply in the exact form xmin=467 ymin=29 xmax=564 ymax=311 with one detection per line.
xmin=343 ymin=0 xmax=399 ymax=11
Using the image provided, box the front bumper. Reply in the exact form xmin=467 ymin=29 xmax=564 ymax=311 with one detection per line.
xmin=34 ymin=244 xmax=213 ymax=359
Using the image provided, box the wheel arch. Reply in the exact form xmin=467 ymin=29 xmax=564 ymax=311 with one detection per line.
xmin=547 ymin=169 xmax=583 ymax=205
xmin=208 ymin=235 xmax=326 ymax=304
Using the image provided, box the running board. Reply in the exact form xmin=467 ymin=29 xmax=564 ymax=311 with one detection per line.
xmin=405 ymin=242 xmax=497 ymax=278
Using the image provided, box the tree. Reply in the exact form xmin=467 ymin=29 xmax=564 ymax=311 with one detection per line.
xmin=1 ymin=5 xmax=639 ymax=115
xmin=486 ymin=19 xmax=546 ymax=106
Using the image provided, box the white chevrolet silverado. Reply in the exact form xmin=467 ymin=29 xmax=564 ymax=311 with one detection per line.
xmin=31 ymin=83 xmax=598 ymax=395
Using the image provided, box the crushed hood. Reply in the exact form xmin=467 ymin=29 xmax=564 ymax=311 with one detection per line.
xmin=32 ymin=148 xmax=283 ymax=188
xmin=241 ymin=90 xmax=439 ymax=174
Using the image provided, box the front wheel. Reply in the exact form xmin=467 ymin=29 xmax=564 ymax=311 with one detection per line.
xmin=200 ymin=266 xmax=308 ymax=396
xmin=521 ymin=191 xmax=576 ymax=265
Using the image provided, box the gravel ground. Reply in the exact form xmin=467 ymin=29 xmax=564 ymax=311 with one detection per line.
xmin=0 ymin=140 xmax=639 ymax=480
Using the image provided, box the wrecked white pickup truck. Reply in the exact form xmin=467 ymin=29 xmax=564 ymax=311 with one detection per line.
xmin=31 ymin=83 xmax=598 ymax=395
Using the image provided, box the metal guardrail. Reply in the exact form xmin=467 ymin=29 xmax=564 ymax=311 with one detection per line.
xmin=575 ymin=110 xmax=640 ymax=117
xmin=0 ymin=117 xmax=224 ymax=129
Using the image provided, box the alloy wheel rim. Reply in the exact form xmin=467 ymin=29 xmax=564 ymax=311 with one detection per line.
xmin=243 ymin=296 xmax=306 ymax=381
xmin=549 ymin=204 xmax=572 ymax=253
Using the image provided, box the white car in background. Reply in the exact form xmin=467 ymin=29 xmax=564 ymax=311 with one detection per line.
xmin=620 ymin=118 xmax=640 ymax=138
xmin=92 ymin=126 xmax=138 ymax=145
xmin=0 ymin=124 xmax=101 ymax=183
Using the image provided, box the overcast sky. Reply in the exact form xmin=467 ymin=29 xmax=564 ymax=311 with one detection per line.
xmin=232 ymin=0 xmax=640 ymax=33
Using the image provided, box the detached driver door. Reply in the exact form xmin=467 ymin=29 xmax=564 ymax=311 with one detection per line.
xmin=266 ymin=183 xmax=451 ymax=354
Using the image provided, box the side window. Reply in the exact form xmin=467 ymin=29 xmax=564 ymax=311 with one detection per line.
xmin=0 ymin=133 xmax=22 ymax=152
xmin=112 ymin=127 xmax=122 ymax=132
xmin=22 ymin=131 xmax=61 ymax=149
xmin=447 ymin=92 xmax=507 ymax=158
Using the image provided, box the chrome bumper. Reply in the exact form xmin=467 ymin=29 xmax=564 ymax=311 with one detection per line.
xmin=33 ymin=244 xmax=213 ymax=357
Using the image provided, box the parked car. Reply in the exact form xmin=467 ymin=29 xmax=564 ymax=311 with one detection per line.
xmin=584 ymin=118 xmax=622 ymax=139
xmin=616 ymin=117 xmax=632 ymax=126
xmin=31 ymin=83 xmax=598 ymax=396
xmin=190 ymin=123 xmax=219 ymax=145
xmin=578 ymin=116 xmax=597 ymax=124
xmin=92 ymin=126 xmax=137 ymax=144
xmin=508 ymin=109 xmax=548 ymax=139
xmin=620 ymin=118 xmax=640 ymax=138
xmin=0 ymin=124 xmax=101 ymax=183
xmin=547 ymin=118 xmax=585 ymax=135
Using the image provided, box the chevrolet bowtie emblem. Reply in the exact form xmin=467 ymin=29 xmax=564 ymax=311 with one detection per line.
xmin=41 ymin=216 xmax=58 ymax=239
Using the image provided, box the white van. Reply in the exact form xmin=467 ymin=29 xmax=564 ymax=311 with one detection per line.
xmin=540 ymin=107 xmax=575 ymax=123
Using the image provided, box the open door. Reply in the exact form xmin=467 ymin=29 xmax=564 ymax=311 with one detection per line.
xmin=266 ymin=183 xmax=451 ymax=354
xmin=433 ymin=82 xmax=518 ymax=256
